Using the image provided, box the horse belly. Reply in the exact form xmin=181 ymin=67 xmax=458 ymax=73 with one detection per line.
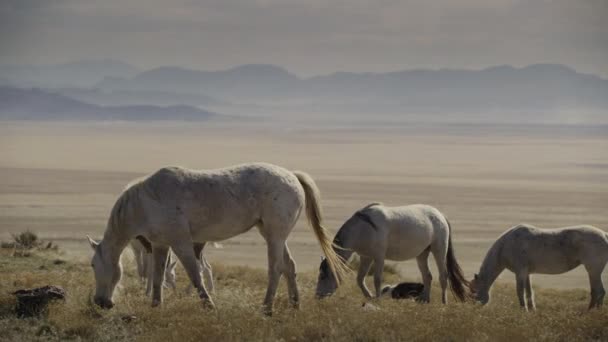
xmin=190 ymin=219 xmax=256 ymax=242
xmin=528 ymin=253 xmax=581 ymax=275
xmin=384 ymin=221 xmax=433 ymax=261
xmin=385 ymin=238 xmax=430 ymax=261
xmin=186 ymin=203 xmax=259 ymax=242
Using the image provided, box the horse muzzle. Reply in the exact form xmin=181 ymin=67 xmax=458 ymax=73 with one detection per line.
xmin=315 ymin=292 xmax=333 ymax=299
xmin=94 ymin=296 xmax=114 ymax=309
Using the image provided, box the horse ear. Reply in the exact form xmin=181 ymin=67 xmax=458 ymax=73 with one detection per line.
xmin=169 ymin=260 xmax=178 ymax=270
xmin=86 ymin=235 xmax=98 ymax=250
xmin=474 ymin=273 xmax=479 ymax=280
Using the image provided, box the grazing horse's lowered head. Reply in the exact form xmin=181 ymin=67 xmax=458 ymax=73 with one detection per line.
xmin=316 ymin=257 xmax=339 ymax=298
xmin=87 ymin=236 xmax=122 ymax=309
xmin=469 ymin=273 xmax=490 ymax=304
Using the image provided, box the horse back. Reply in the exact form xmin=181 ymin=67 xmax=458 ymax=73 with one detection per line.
xmin=502 ymin=224 xmax=608 ymax=274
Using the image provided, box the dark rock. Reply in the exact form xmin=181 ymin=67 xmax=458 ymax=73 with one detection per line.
xmin=13 ymin=285 xmax=66 ymax=318
xmin=381 ymin=282 xmax=424 ymax=299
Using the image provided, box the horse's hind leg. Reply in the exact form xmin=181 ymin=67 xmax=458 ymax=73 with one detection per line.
xmin=431 ymin=244 xmax=449 ymax=304
xmin=585 ymin=263 xmax=606 ymax=309
xmin=515 ymin=271 xmax=529 ymax=311
xmin=357 ymin=256 xmax=373 ymax=298
xmin=151 ymin=246 xmax=169 ymax=306
xmin=261 ymin=237 xmax=286 ymax=315
xmin=416 ymin=247 xmax=432 ymax=303
xmin=283 ymin=243 xmax=300 ymax=308
xmin=525 ymin=275 xmax=536 ymax=311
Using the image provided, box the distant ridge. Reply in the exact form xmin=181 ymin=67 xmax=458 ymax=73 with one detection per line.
xmin=94 ymin=63 xmax=608 ymax=111
xmin=0 ymin=87 xmax=219 ymax=121
xmin=2 ymin=61 xmax=607 ymax=116
xmin=0 ymin=60 xmax=140 ymax=88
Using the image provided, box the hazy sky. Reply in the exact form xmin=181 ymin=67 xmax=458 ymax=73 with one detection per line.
xmin=1 ymin=0 xmax=607 ymax=77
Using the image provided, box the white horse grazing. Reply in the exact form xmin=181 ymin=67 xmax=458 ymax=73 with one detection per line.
xmin=316 ymin=203 xmax=470 ymax=303
xmin=130 ymin=239 xmax=177 ymax=295
xmin=86 ymin=163 xmax=348 ymax=314
xmin=470 ymin=224 xmax=608 ymax=311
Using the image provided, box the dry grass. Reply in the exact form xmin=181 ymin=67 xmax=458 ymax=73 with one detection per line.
xmin=0 ymin=247 xmax=606 ymax=342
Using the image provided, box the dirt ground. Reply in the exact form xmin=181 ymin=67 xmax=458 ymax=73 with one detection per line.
xmin=1 ymin=121 xmax=607 ymax=289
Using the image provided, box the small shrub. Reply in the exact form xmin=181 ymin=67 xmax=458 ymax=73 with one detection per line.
xmin=12 ymin=231 xmax=41 ymax=250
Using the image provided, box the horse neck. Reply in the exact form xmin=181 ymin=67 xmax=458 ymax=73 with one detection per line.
xmin=101 ymin=226 xmax=130 ymax=264
xmin=478 ymin=241 xmax=505 ymax=290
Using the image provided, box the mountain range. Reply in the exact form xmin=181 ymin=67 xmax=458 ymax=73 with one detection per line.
xmin=0 ymin=60 xmax=140 ymax=88
xmin=1 ymin=61 xmax=607 ymax=121
xmin=0 ymin=87 xmax=218 ymax=121
xmin=95 ymin=63 xmax=608 ymax=112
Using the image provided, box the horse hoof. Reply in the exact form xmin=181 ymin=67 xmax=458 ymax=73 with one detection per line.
xmin=151 ymin=300 xmax=161 ymax=307
xmin=202 ymin=299 xmax=215 ymax=310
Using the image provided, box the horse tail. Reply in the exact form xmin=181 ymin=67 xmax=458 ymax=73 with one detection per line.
xmin=293 ymin=171 xmax=350 ymax=284
xmin=445 ymin=218 xmax=471 ymax=302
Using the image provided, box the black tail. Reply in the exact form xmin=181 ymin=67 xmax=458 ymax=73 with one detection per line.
xmin=446 ymin=218 xmax=471 ymax=302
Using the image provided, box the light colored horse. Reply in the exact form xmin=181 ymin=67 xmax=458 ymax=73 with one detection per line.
xmin=316 ymin=203 xmax=470 ymax=303
xmin=86 ymin=163 xmax=348 ymax=313
xmin=130 ymin=239 xmax=178 ymax=295
xmin=470 ymin=223 xmax=608 ymax=311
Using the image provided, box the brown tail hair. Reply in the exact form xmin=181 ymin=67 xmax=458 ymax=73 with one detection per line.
xmin=293 ymin=171 xmax=350 ymax=284
xmin=446 ymin=218 xmax=471 ymax=302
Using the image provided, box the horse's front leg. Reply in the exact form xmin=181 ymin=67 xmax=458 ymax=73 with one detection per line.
xmin=201 ymin=256 xmax=214 ymax=292
xmin=186 ymin=242 xmax=209 ymax=294
xmin=357 ymin=256 xmax=373 ymax=298
xmin=515 ymin=271 xmax=528 ymax=311
xmin=151 ymin=246 xmax=169 ymax=307
xmin=145 ymin=253 xmax=154 ymax=297
xmin=172 ymin=241 xmax=215 ymax=309
xmin=373 ymin=257 xmax=385 ymax=298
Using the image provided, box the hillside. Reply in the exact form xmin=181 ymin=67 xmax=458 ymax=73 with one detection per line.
xmin=0 ymin=87 xmax=219 ymax=121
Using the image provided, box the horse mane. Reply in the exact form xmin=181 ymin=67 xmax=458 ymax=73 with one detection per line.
xmin=105 ymin=175 xmax=150 ymax=238
xmin=353 ymin=202 xmax=381 ymax=231
xmin=478 ymin=230 xmax=508 ymax=280
xmin=361 ymin=202 xmax=382 ymax=210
